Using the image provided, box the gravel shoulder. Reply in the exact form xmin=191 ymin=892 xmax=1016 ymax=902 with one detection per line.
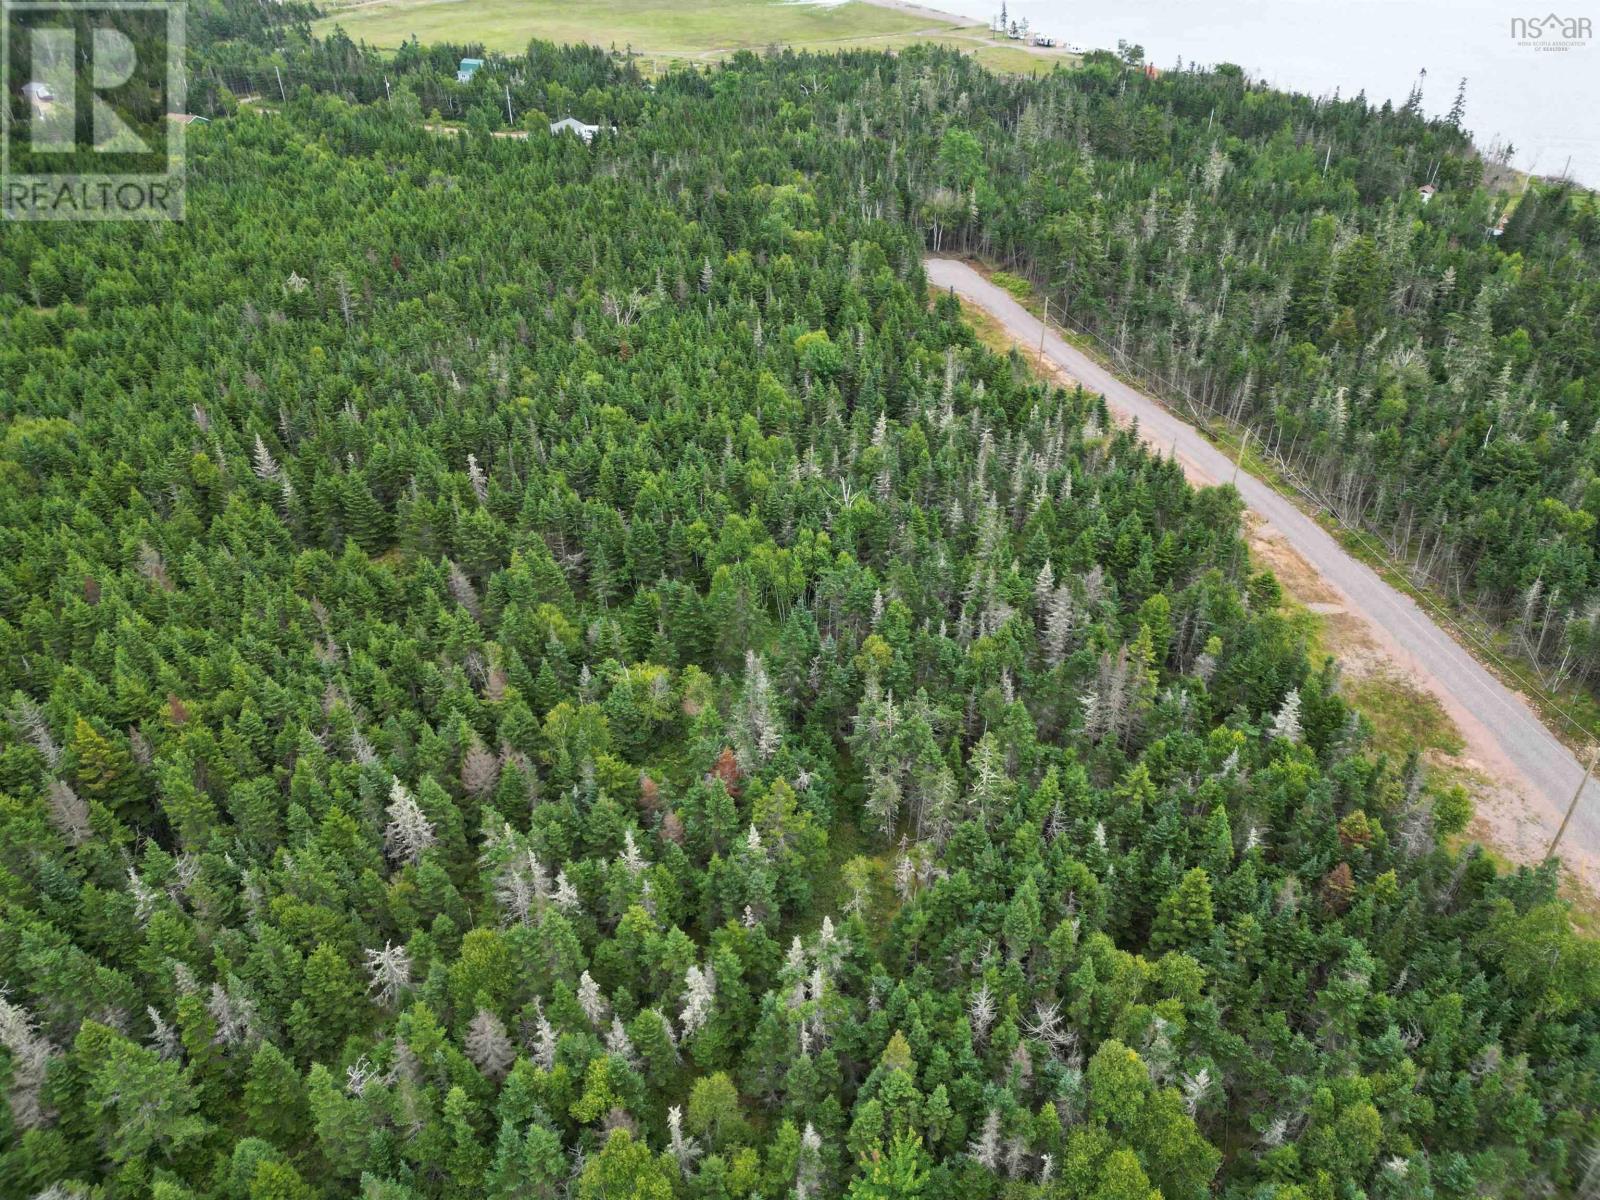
xmin=926 ymin=255 xmax=1600 ymax=893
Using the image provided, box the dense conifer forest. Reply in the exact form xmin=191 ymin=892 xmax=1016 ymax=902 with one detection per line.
xmin=2 ymin=17 xmax=1599 ymax=1200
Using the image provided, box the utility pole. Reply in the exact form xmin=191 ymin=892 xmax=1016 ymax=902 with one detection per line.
xmin=505 ymin=84 xmax=514 ymax=126
xmin=274 ymin=65 xmax=286 ymax=103
xmin=384 ymin=76 xmax=391 ymax=100
xmin=1036 ymin=296 xmax=1049 ymax=369
xmin=1232 ymin=428 xmax=1251 ymax=486
xmin=1546 ymin=744 xmax=1598 ymax=862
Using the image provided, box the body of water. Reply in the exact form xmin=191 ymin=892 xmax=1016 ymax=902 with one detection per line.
xmin=952 ymin=0 xmax=1600 ymax=186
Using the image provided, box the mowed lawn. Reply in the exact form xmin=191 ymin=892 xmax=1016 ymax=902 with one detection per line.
xmin=317 ymin=0 xmax=953 ymax=54
xmin=313 ymin=0 xmax=1066 ymax=73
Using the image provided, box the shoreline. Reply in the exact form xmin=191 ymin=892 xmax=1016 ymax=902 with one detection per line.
xmin=857 ymin=0 xmax=976 ymax=24
xmin=857 ymin=0 xmax=1072 ymax=59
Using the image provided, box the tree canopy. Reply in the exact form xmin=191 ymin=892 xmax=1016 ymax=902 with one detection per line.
xmin=1 ymin=18 xmax=1598 ymax=1200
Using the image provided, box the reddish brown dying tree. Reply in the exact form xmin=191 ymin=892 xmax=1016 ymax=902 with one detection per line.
xmin=1319 ymin=862 xmax=1355 ymax=913
xmin=710 ymin=747 xmax=742 ymax=797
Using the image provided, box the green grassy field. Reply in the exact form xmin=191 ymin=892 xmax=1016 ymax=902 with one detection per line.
xmin=314 ymin=0 xmax=1070 ymax=75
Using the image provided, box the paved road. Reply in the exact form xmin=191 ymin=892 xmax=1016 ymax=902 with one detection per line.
xmin=925 ymin=256 xmax=1599 ymax=888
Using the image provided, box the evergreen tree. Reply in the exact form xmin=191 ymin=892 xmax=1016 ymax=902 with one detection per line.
xmin=1151 ymin=869 xmax=1216 ymax=952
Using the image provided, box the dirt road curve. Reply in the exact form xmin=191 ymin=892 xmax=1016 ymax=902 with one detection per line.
xmin=925 ymin=256 xmax=1600 ymax=889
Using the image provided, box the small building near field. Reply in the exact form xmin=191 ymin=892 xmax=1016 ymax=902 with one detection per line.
xmin=1418 ymin=183 xmax=1437 ymax=203
xmin=1033 ymin=33 xmax=1055 ymax=47
xmin=549 ymin=116 xmax=603 ymax=143
xmin=456 ymin=58 xmax=484 ymax=83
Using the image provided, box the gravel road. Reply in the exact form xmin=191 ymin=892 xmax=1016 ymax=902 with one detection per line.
xmin=926 ymin=256 xmax=1599 ymax=889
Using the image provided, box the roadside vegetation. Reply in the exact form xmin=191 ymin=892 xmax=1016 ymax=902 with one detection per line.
xmin=924 ymin=55 xmax=1600 ymax=725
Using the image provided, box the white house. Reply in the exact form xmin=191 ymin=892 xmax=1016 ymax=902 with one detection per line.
xmin=1033 ymin=33 xmax=1055 ymax=47
xmin=549 ymin=116 xmax=602 ymax=143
